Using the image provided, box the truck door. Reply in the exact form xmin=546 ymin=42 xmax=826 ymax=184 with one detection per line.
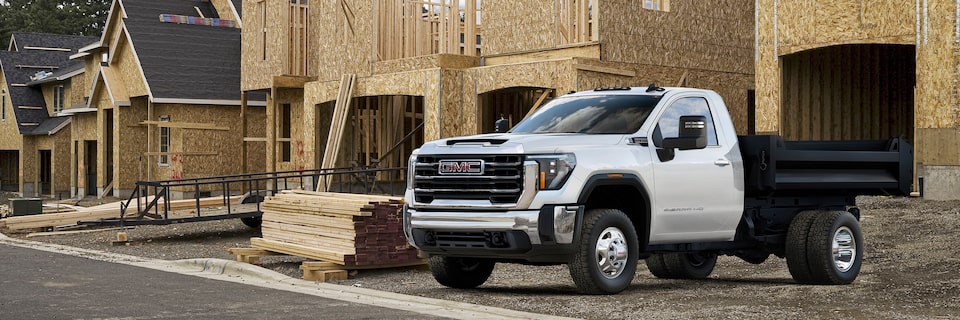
xmin=647 ymin=96 xmax=741 ymax=243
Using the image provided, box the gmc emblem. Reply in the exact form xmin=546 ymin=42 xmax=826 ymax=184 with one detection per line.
xmin=438 ymin=160 xmax=484 ymax=175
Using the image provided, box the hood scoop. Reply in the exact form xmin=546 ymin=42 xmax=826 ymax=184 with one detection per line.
xmin=446 ymin=138 xmax=508 ymax=146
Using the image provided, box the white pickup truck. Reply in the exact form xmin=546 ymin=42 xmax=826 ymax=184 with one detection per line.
xmin=402 ymin=86 xmax=912 ymax=294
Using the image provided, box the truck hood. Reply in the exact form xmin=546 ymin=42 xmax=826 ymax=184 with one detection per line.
xmin=418 ymin=133 xmax=624 ymax=155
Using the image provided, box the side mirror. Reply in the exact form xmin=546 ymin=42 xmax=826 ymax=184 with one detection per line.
xmin=657 ymin=115 xmax=708 ymax=162
xmin=494 ymin=116 xmax=509 ymax=133
xmin=662 ymin=115 xmax=708 ymax=150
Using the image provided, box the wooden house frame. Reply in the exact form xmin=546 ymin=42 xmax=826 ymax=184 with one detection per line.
xmin=755 ymin=0 xmax=958 ymax=200
xmin=0 ymin=33 xmax=97 ymax=197
xmin=242 ymin=0 xmax=756 ymax=189
xmin=65 ymin=0 xmax=263 ymax=199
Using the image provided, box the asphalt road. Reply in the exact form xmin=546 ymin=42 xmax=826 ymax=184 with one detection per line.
xmin=0 ymin=244 xmax=449 ymax=320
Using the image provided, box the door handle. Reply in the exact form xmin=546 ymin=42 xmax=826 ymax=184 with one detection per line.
xmin=714 ymin=159 xmax=730 ymax=167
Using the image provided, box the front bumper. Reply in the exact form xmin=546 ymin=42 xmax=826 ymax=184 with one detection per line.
xmin=403 ymin=205 xmax=583 ymax=262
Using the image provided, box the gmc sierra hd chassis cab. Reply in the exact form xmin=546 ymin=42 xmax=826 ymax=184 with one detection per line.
xmin=402 ymin=86 xmax=912 ymax=294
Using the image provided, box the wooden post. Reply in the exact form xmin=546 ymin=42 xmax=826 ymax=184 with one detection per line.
xmin=240 ymin=92 xmax=248 ymax=176
xmin=146 ymin=100 xmax=153 ymax=180
xmin=266 ymin=88 xmax=276 ymax=174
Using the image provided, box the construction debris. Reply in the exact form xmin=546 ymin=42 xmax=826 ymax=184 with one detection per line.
xmin=251 ymin=190 xmax=420 ymax=267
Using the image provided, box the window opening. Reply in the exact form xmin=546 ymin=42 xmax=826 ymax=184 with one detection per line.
xmin=159 ymin=115 xmax=171 ymax=166
xmin=280 ymin=103 xmax=292 ymax=162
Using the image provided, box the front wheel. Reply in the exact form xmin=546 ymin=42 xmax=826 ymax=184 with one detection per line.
xmin=429 ymin=256 xmax=495 ymax=289
xmin=568 ymin=208 xmax=639 ymax=294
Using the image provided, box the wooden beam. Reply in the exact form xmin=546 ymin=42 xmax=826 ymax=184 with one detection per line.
xmin=17 ymin=106 xmax=44 ymax=110
xmin=243 ymin=137 xmax=269 ymax=142
xmin=573 ymin=63 xmax=636 ymax=77
xmin=483 ymin=43 xmax=600 ymax=66
xmin=142 ymin=151 xmax=218 ymax=156
xmin=676 ymin=70 xmax=689 ymax=87
xmin=523 ymin=89 xmax=554 ymax=120
xmin=272 ymin=75 xmax=316 ymax=89
xmin=99 ymin=180 xmax=114 ymax=199
xmin=240 ymin=92 xmax=247 ymax=175
xmin=139 ymin=121 xmax=230 ymax=131
xmin=319 ymin=74 xmax=355 ymax=191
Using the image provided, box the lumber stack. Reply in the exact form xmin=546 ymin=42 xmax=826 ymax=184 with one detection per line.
xmin=252 ymin=190 xmax=419 ymax=267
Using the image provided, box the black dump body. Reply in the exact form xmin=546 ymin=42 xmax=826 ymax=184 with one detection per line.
xmin=739 ymin=135 xmax=913 ymax=198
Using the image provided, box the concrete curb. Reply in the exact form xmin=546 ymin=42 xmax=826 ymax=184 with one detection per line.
xmin=0 ymin=234 xmax=579 ymax=320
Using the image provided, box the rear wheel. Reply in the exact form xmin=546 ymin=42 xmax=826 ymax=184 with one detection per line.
xmin=785 ymin=210 xmax=819 ymax=283
xmin=786 ymin=211 xmax=863 ymax=284
xmin=569 ymin=208 xmax=639 ymax=294
xmin=645 ymin=252 xmax=718 ymax=279
xmin=429 ymin=256 xmax=495 ymax=289
xmin=806 ymin=211 xmax=863 ymax=284
xmin=240 ymin=195 xmax=265 ymax=229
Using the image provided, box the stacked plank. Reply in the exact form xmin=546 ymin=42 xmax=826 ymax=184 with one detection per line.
xmin=252 ymin=190 xmax=419 ymax=267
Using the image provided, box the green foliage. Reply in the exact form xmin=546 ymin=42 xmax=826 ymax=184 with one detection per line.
xmin=0 ymin=0 xmax=110 ymax=48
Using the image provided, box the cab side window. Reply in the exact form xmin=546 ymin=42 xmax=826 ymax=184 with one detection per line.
xmin=653 ymin=97 xmax=718 ymax=147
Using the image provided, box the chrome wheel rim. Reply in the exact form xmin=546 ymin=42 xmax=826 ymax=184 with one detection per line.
xmin=832 ymin=226 xmax=856 ymax=272
xmin=595 ymin=227 xmax=629 ymax=279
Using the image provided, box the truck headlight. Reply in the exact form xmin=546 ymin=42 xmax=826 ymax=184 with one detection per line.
xmin=529 ymin=154 xmax=576 ymax=190
xmin=407 ymin=153 xmax=417 ymax=190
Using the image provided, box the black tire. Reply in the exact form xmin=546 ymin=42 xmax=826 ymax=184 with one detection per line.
xmin=569 ymin=208 xmax=639 ymax=294
xmin=240 ymin=216 xmax=262 ymax=228
xmin=785 ymin=210 xmax=819 ymax=283
xmin=646 ymin=253 xmax=718 ymax=279
xmin=240 ymin=195 xmax=265 ymax=229
xmin=429 ymin=256 xmax=495 ymax=289
xmin=804 ymin=211 xmax=863 ymax=284
xmin=735 ymin=250 xmax=770 ymax=265
xmin=644 ymin=254 xmax=671 ymax=278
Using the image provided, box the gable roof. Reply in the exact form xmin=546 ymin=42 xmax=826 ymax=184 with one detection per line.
xmin=0 ymin=33 xmax=97 ymax=134
xmin=119 ymin=0 xmax=246 ymax=103
xmin=9 ymin=32 xmax=99 ymax=53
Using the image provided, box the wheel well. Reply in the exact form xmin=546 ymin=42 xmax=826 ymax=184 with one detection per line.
xmin=583 ymin=184 xmax=650 ymax=248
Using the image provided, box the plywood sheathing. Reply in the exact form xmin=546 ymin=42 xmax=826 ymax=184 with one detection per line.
xmin=113 ymin=36 xmax=149 ymax=98
xmin=315 ymin=1 xmax=374 ymax=82
xmin=914 ymin=0 xmax=960 ymax=167
xmin=273 ymin=88 xmax=306 ymax=172
xmin=599 ymin=0 xmax=754 ymax=75
xmin=756 ymin=0 xmax=918 ymax=134
xmin=482 ymin=0 xmax=557 ymax=55
xmin=241 ymin=0 xmax=288 ymax=91
xmin=0 ymin=71 xmax=23 ymax=151
xmin=372 ymin=54 xmax=480 ymax=75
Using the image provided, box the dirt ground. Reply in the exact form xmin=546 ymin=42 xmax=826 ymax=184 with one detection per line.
xmin=3 ymin=196 xmax=958 ymax=319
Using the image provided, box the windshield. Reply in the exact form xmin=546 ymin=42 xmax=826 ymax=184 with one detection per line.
xmin=510 ymin=95 xmax=660 ymax=134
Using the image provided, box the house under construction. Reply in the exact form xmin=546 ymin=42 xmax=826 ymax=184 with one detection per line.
xmin=240 ymin=0 xmax=755 ymax=189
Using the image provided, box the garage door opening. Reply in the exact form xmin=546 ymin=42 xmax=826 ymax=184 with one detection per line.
xmin=0 ymin=150 xmax=19 ymax=192
xmin=780 ymin=44 xmax=915 ymax=141
xmin=478 ymin=87 xmax=555 ymax=133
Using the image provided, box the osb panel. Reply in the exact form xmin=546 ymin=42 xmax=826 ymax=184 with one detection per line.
xmin=915 ymin=0 xmax=959 ymax=129
xmin=47 ymin=129 xmax=72 ymax=194
xmin=244 ymin=105 xmax=267 ymax=174
xmin=482 ymin=0 xmax=556 ymax=55
xmin=475 ymin=59 xmax=572 ymax=94
xmin=274 ymin=89 xmax=306 ymax=171
xmin=241 ymin=0 xmax=286 ymax=91
xmin=916 ymin=128 xmax=960 ymax=166
xmin=371 ymin=54 xmax=481 ymax=75
xmin=423 ymin=70 xmax=441 ymax=141
xmin=775 ymin=0 xmax=915 ymax=55
xmin=755 ymin=0 xmax=780 ymax=134
xmin=304 ymin=80 xmax=340 ymax=106
xmin=315 ymin=0 xmax=374 ymax=82
xmin=149 ymin=103 xmax=247 ymax=182
xmin=20 ymin=138 xmax=35 ymax=193
xmin=114 ymin=37 xmax=149 ymax=98
xmin=116 ymin=100 xmax=145 ymax=190
xmin=439 ymin=69 xmax=468 ymax=138
xmin=68 ymin=73 xmax=86 ymax=108
xmin=352 ymin=71 xmax=428 ymax=98
xmin=599 ymin=0 xmax=754 ymax=75
xmin=461 ymin=70 xmax=479 ymax=135
xmin=209 ymin=0 xmax=237 ymax=22
xmin=0 ymin=71 xmax=23 ymax=150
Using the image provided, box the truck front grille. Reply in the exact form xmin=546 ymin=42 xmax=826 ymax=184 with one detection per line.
xmin=414 ymin=155 xmax=523 ymax=204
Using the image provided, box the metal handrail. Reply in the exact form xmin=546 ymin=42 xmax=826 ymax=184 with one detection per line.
xmin=97 ymin=167 xmax=407 ymax=227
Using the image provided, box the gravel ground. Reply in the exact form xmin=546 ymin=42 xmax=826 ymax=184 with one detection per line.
xmin=3 ymin=196 xmax=958 ymax=319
